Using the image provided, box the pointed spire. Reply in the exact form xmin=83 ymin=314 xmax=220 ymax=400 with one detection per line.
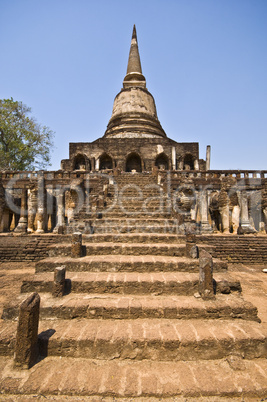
xmin=123 ymin=25 xmax=146 ymax=88
xmin=132 ymin=24 xmax=137 ymax=40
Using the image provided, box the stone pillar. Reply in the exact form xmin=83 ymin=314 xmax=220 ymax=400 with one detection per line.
xmin=53 ymin=191 xmax=65 ymax=234
xmin=10 ymin=213 xmax=16 ymax=231
xmin=91 ymin=157 xmax=95 ymax=171
xmin=199 ymin=250 xmax=215 ymax=300
xmin=221 ymin=205 xmax=230 ymax=233
xmin=36 ymin=173 xmax=46 ymax=233
xmin=194 ymin=159 xmax=199 ymax=170
xmin=14 ymin=293 xmax=40 ymax=369
xmin=95 ymin=158 xmax=100 ymax=171
xmin=71 ymin=232 xmax=82 ymax=258
xmin=172 ymin=147 xmax=176 ymax=170
xmin=240 ymin=191 xmax=256 ymax=233
xmin=199 ymin=190 xmax=212 ymax=233
xmin=206 ymin=145 xmax=211 ymax=170
xmin=114 ymin=167 xmax=120 ymax=177
xmin=232 ymin=205 xmax=240 ymax=234
xmin=65 ymin=190 xmax=77 ymax=225
xmin=263 ymin=207 xmax=267 ymax=233
xmin=0 ymin=181 xmax=5 ymax=231
xmin=219 ymin=191 xmax=230 ymax=234
xmin=1 ymin=209 xmax=10 ymax=232
xmin=15 ymin=189 xmax=28 ymax=233
xmin=52 ymin=266 xmax=66 ymax=297
xmin=185 ymin=233 xmax=198 ymax=258
xmin=27 ymin=187 xmax=37 ymax=233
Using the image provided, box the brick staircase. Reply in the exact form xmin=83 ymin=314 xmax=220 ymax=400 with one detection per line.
xmin=1 ymin=173 xmax=267 ymax=398
xmin=70 ymin=173 xmax=182 ymax=234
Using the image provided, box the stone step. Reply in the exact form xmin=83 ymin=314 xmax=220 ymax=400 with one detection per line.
xmin=91 ymin=224 xmax=184 ymax=234
xmin=81 ymin=233 xmax=187 ymax=243
xmin=2 ymin=293 xmax=259 ymax=321
xmin=105 ymin=193 xmax=169 ymax=199
xmin=48 ymin=243 xmax=188 ymax=257
xmin=35 ymin=255 xmax=228 ymax=273
xmin=105 ymin=188 xmax=165 ymax=193
xmin=20 ymin=271 xmax=241 ymax=296
xmin=68 ymin=225 xmax=184 ymax=234
xmin=75 ymin=206 xmax=173 ymax=214
xmin=102 ymin=209 xmax=173 ymax=215
xmin=74 ymin=212 xmax=173 ymax=220
xmin=0 ymin=356 xmax=267 ymax=398
xmin=1 ymin=318 xmax=266 ymax=361
xmin=105 ymin=194 xmax=169 ymax=200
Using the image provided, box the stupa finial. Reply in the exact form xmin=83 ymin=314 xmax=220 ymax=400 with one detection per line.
xmin=123 ymin=25 xmax=146 ymax=88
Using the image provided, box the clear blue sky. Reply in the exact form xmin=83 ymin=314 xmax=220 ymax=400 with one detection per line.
xmin=1 ymin=0 xmax=267 ymax=171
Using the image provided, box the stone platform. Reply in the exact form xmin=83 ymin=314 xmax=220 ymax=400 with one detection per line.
xmin=0 ymin=240 xmax=267 ymax=399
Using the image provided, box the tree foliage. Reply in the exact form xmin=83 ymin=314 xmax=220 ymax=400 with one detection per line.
xmin=0 ymin=98 xmax=54 ymax=171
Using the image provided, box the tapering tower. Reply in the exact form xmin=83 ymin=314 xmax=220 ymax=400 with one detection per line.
xmin=104 ymin=25 xmax=166 ymax=138
xmin=63 ymin=25 xmax=203 ymax=173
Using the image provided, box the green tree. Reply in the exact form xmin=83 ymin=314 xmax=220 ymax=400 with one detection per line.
xmin=0 ymin=98 xmax=54 ymax=171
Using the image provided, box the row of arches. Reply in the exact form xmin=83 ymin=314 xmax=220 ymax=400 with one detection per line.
xmin=73 ymin=152 xmax=196 ymax=172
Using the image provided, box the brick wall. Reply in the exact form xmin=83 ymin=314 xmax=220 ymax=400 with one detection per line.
xmin=197 ymin=235 xmax=267 ymax=264
xmin=0 ymin=235 xmax=70 ymax=262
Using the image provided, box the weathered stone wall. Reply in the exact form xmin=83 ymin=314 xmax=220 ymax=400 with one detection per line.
xmin=0 ymin=234 xmax=70 ymax=261
xmin=66 ymin=137 xmax=199 ymax=172
xmin=197 ymin=235 xmax=267 ymax=264
xmin=0 ymin=234 xmax=266 ymax=264
xmin=1 ymin=170 xmax=267 ymax=235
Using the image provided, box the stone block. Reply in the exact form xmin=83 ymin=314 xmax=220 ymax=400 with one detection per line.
xmin=185 ymin=233 xmax=198 ymax=258
xmin=185 ymin=233 xmax=196 ymax=244
xmin=71 ymin=232 xmax=82 ymax=258
xmin=199 ymin=250 xmax=215 ymax=300
xmin=52 ymin=266 xmax=66 ymax=297
xmin=189 ymin=244 xmax=199 ymax=259
xmin=14 ymin=292 xmax=40 ymax=369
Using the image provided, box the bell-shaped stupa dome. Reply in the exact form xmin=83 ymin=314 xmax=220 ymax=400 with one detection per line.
xmin=104 ymin=25 xmax=166 ymax=138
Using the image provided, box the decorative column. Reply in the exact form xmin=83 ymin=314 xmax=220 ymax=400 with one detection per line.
xmin=263 ymin=206 xmax=267 ymax=233
xmin=194 ymin=159 xmax=199 ymax=170
xmin=65 ymin=189 xmax=78 ymax=225
xmin=219 ymin=191 xmax=230 ymax=234
xmin=172 ymin=147 xmax=176 ymax=170
xmin=15 ymin=189 xmax=28 ymax=233
xmin=231 ymin=205 xmax=240 ymax=234
xmin=91 ymin=157 xmax=95 ymax=171
xmin=27 ymin=187 xmax=37 ymax=233
xmin=206 ymin=145 xmax=211 ymax=170
xmin=53 ymin=190 xmax=65 ymax=234
xmin=239 ymin=191 xmax=256 ymax=234
xmin=0 ymin=181 xmax=5 ymax=232
xmin=36 ymin=173 xmax=47 ymax=234
xmin=199 ymin=190 xmax=212 ymax=233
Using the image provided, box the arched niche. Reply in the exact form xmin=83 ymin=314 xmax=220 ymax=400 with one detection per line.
xmin=155 ymin=153 xmax=169 ymax=170
xmin=73 ymin=154 xmax=89 ymax=171
xmin=126 ymin=152 xmax=142 ymax=172
xmin=183 ymin=154 xmax=194 ymax=170
xmin=99 ymin=153 xmax=113 ymax=170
